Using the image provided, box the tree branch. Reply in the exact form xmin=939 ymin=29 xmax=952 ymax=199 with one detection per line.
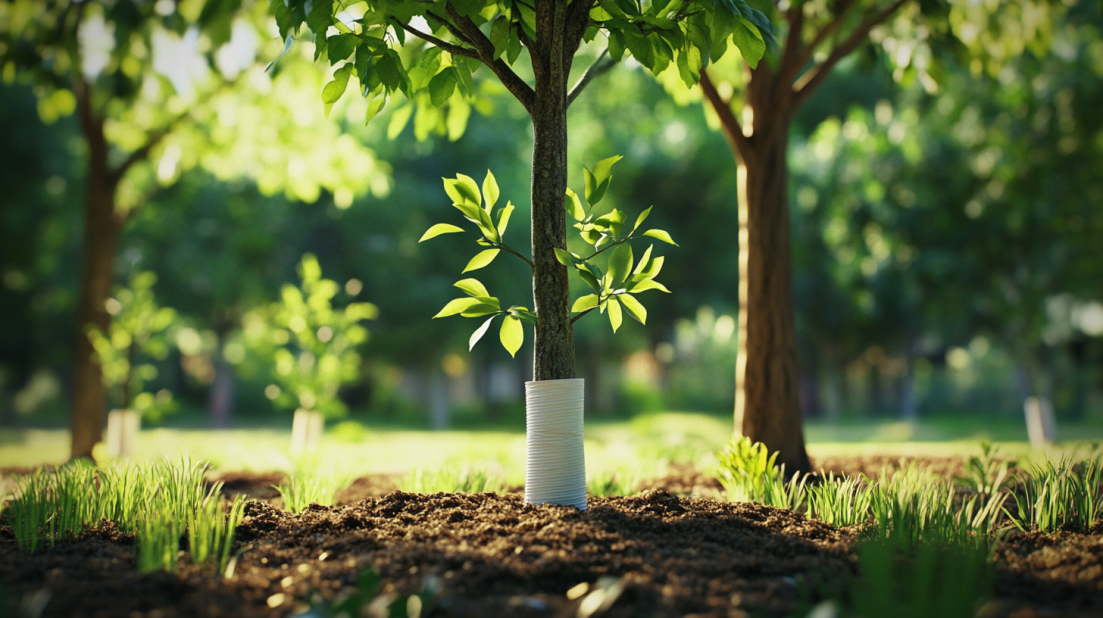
xmin=792 ymin=0 xmax=857 ymax=76
xmin=567 ymin=49 xmax=614 ymax=107
xmin=564 ymin=0 xmax=597 ymax=58
xmin=777 ymin=0 xmax=806 ymax=84
xmin=499 ymin=243 xmax=535 ymax=268
xmin=444 ymin=4 xmax=536 ymax=113
xmin=397 ymin=21 xmax=481 ymax=60
xmin=792 ymin=0 xmax=906 ymax=108
xmin=570 ymin=306 xmax=595 ymax=325
xmin=699 ymin=69 xmax=753 ymax=164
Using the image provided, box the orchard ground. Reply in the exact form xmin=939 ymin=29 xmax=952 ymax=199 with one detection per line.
xmin=2 ymin=412 xmax=1103 ymax=617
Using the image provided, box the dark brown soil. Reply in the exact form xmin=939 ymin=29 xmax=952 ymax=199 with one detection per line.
xmin=1 ymin=458 xmax=1099 ymax=618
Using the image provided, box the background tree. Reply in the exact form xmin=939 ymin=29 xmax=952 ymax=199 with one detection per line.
xmin=274 ymin=0 xmax=770 ymax=382
xmin=686 ymin=0 xmax=1064 ymax=471
xmin=0 ymin=0 xmax=385 ymax=456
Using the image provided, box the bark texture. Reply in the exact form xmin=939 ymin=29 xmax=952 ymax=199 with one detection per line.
xmin=702 ymin=66 xmax=811 ymax=474
xmin=526 ymin=0 xmax=589 ymax=381
xmin=70 ymin=94 xmax=122 ymax=459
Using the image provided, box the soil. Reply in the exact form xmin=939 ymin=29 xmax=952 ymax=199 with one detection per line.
xmin=0 ymin=458 xmax=1098 ymax=618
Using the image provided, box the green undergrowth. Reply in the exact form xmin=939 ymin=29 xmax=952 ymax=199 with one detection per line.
xmin=3 ymin=457 xmax=247 ymax=575
xmin=717 ymin=436 xmax=1103 ymax=617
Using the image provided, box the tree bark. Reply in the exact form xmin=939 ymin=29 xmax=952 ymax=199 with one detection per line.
xmin=527 ymin=0 xmax=576 ymax=381
xmin=725 ymin=65 xmax=812 ymax=474
xmin=208 ymin=336 xmax=235 ymax=429
xmin=69 ymin=99 xmax=122 ymax=459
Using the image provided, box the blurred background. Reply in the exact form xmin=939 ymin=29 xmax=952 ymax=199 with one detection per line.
xmin=1 ymin=0 xmax=1101 ymax=457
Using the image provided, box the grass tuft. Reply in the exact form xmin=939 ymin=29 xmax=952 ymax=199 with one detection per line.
xmin=1006 ymin=454 xmax=1103 ymax=533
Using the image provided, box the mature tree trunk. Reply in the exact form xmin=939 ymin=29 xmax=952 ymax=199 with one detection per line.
xmin=702 ymin=66 xmax=812 ymax=473
xmin=70 ymin=90 xmax=122 ymax=459
xmin=527 ymin=1 xmax=577 ymax=381
xmin=208 ymin=336 xmax=236 ymax=429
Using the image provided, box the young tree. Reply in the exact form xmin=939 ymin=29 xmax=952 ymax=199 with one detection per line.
xmin=273 ymin=0 xmax=770 ymax=381
xmin=0 ymin=0 xmax=384 ymax=458
xmin=691 ymin=0 xmax=1062 ymax=472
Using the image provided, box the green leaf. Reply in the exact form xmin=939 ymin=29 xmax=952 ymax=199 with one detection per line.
xmin=428 ymin=68 xmax=458 ymax=106
xmin=554 ymin=248 xmax=573 ymax=266
xmin=454 ymin=279 xmax=488 ymax=297
xmin=499 ymin=315 xmax=523 ymax=358
xmin=453 ymin=174 xmax=482 ymax=209
xmin=462 ymin=249 xmax=500 ymax=273
xmin=592 ymin=155 xmax=623 ymax=186
xmin=482 ymin=170 xmax=499 ymax=212
xmin=565 ymin=187 xmax=585 ymax=221
xmin=631 ymin=255 xmax=664 ymax=282
xmin=419 ymin=223 xmax=465 ymax=242
xmin=731 ymin=17 xmax=766 ymax=69
xmin=460 ymin=303 xmax=500 ymax=317
xmin=387 ymin=103 xmax=413 ymax=139
xmin=322 ymin=65 xmax=355 ymax=118
xmin=631 ymin=206 xmax=653 ymax=234
xmin=506 ymin=29 xmax=523 ymax=64
xmin=469 ymin=316 xmax=496 ymax=351
xmin=496 ymin=201 xmax=514 ymax=237
xmin=578 ymin=270 xmax=601 ymax=293
xmin=572 ymin=294 xmax=600 ymax=313
xmin=607 ymin=26 xmax=626 ymax=62
xmin=408 ymin=47 xmax=443 ymax=90
xmin=622 ymin=28 xmax=654 ymax=68
xmin=266 ymin=35 xmax=295 ymax=72
xmin=630 ymin=279 xmax=671 ymax=293
xmin=607 ymin=243 xmax=633 ymax=285
xmin=306 ymin=0 xmax=334 ymax=35
xmin=607 ymin=297 xmax=623 ymax=333
xmin=327 ymin=34 xmax=358 ymax=65
xmin=508 ymin=306 xmax=538 ymax=325
xmin=433 ymin=297 xmax=482 ymax=318
xmin=364 ymin=91 xmax=387 ymax=124
xmin=490 ymin=16 xmax=510 ymax=60
xmin=632 ymin=245 xmax=654 ymax=276
xmin=618 ymin=293 xmax=647 ymax=325
xmin=643 ymin=229 xmax=678 ymax=245
xmin=583 ymin=170 xmax=612 ymax=207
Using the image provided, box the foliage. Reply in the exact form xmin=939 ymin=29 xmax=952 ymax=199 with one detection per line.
xmin=274 ymin=474 xmax=339 ymax=514
xmin=955 ymin=442 xmax=1015 ymax=496
xmin=269 ymin=0 xmax=772 ymax=123
xmin=850 ymin=539 xmax=994 ymax=618
xmin=86 ymin=271 xmax=177 ymax=419
xmin=402 ymin=466 xmax=502 ymax=494
xmin=242 ymin=254 xmax=377 ymax=419
xmin=136 ymin=510 xmax=182 ymax=573
xmin=187 ymin=495 xmax=247 ymax=573
xmin=1006 ymin=454 xmax=1103 ymax=533
xmin=806 ymin=472 xmax=873 ymax=528
xmin=588 ymin=469 xmax=640 ymax=497
xmin=3 ymin=458 xmax=247 ymax=574
xmin=421 ymin=158 xmax=675 ymax=355
xmin=716 ymin=435 xmax=781 ymax=502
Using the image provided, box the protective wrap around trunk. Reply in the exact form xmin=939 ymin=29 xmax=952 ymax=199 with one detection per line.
xmin=524 ymin=378 xmax=586 ymax=510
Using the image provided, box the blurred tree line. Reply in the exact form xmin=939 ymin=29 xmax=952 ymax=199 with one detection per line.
xmin=1 ymin=0 xmax=1101 ymax=435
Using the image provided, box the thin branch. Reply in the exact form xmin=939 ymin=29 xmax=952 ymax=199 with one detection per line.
xmin=570 ymin=306 xmax=596 ymax=324
xmin=778 ymin=0 xmax=806 ymax=83
xmin=564 ymin=0 xmax=597 ymax=58
xmin=499 ymin=243 xmax=534 ymax=268
xmin=397 ymin=21 xmax=481 ymax=60
xmin=111 ymin=77 xmax=242 ymax=182
xmin=792 ymin=0 xmax=857 ymax=74
xmin=792 ymin=0 xmax=906 ymax=107
xmin=446 ymin=4 xmax=536 ymax=113
xmin=699 ymin=69 xmax=753 ymax=164
xmin=567 ymin=49 xmax=615 ymax=107
xmin=582 ymin=236 xmax=630 ymax=261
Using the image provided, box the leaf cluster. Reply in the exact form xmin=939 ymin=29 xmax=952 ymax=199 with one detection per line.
xmin=86 ymin=271 xmax=178 ymax=420
xmin=270 ymin=0 xmax=773 ymax=120
xmin=557 ymin=155 xmax=677 ymax=334
xmin=241 ymin=254 xmax=378 ymax=418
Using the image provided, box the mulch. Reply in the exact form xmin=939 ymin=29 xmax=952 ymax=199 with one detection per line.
xmin=0 ymin=456 xmax=1099 ymax=617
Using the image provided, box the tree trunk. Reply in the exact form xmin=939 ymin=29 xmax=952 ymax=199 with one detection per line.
xmin=70 ymin=91 xmax=121 ymax=460
xmin=208 ymin=335 xmax=235 ymax=429
xmin=706 ymin=63 xmax=811 ymax=474
xmin=528 ymin=1 xmax=575 ymax=381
